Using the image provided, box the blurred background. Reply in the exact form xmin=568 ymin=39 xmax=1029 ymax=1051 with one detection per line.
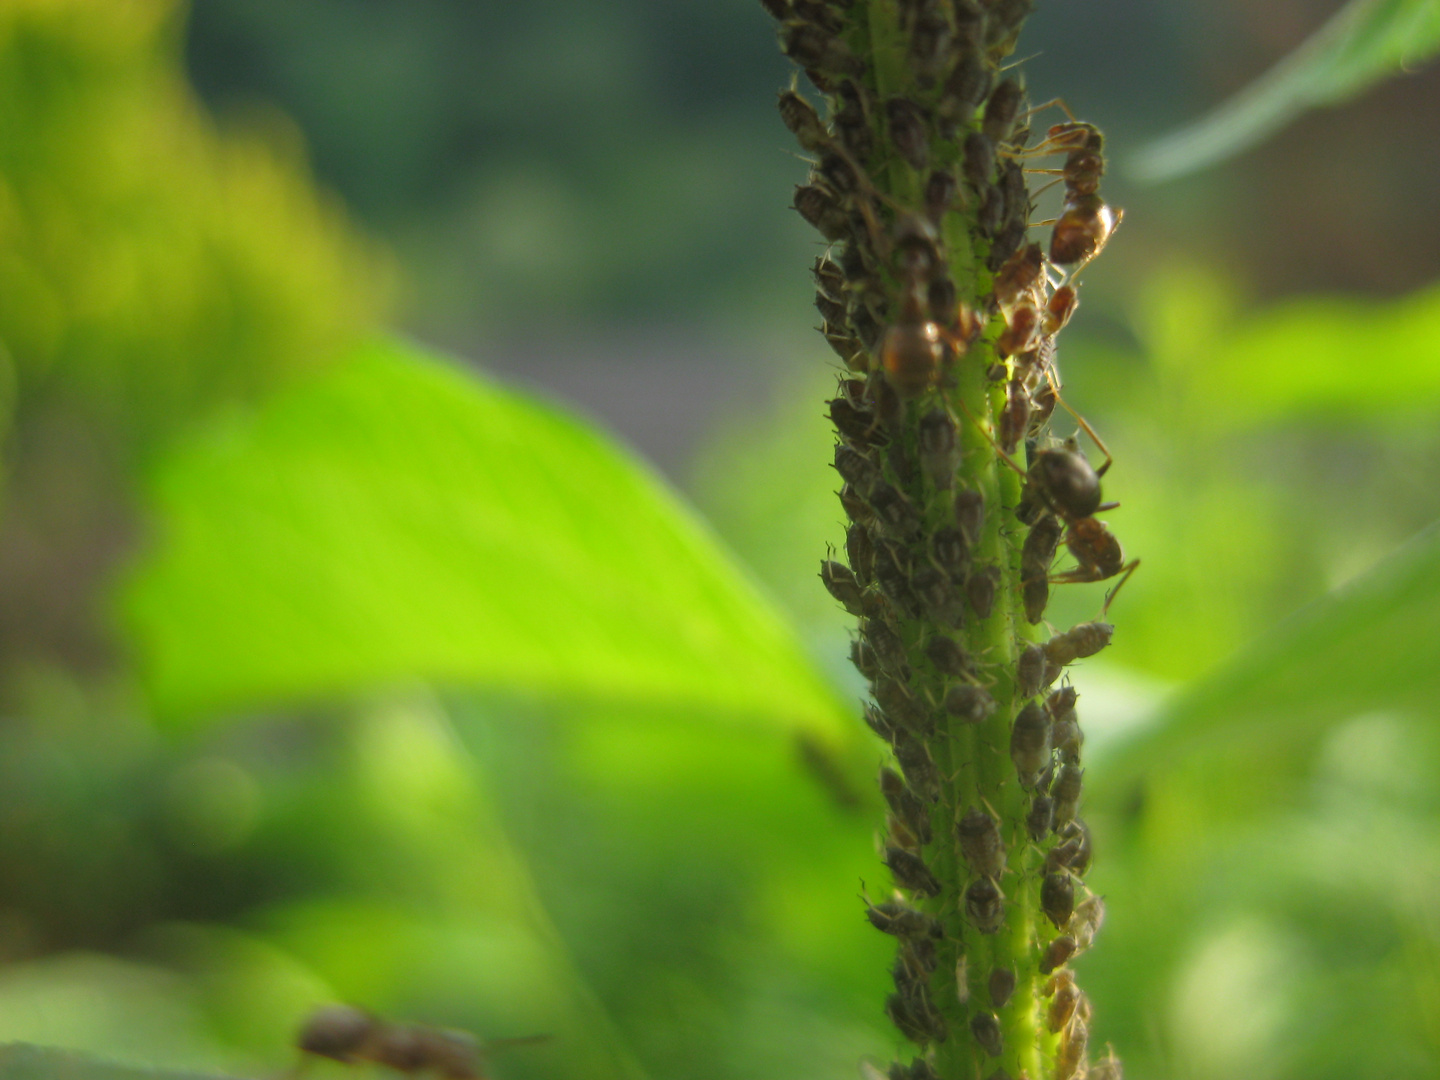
xmin=1 ymin=1 xmax=1439 ymax=1080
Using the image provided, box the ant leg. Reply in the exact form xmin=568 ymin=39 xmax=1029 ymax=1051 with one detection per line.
xmin=1099 ymin=560 xmax=1139 ymax=617
xmin=1019 ymin=97 xmax=1079 ymax=125
xmin=954 ymin=395 xmax=1029 ymax=480
xmin=1044 ymin=369 xmax=1114 ymax=476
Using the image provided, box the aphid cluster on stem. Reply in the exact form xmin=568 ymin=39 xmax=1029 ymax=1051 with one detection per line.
xmin=763 ymin=2 xmax=1129 ymax=1078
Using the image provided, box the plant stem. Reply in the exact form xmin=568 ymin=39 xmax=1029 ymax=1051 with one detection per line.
xmin=764 ymin=2 xmax=1127 ymax=1078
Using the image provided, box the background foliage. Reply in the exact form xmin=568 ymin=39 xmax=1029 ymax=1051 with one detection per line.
xmin=0 ymin=2 xmax=1438 ymax=1080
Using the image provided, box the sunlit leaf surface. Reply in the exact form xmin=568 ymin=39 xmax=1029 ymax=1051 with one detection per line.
xmin=1131 ymin=0 xmax=1440 ymax=180
xmin=121 ymin=339 xmax=846 ymax=737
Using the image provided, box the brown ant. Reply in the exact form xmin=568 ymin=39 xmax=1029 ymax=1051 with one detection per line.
xmin=295 ymin=1005 xmax=549 ymax=1080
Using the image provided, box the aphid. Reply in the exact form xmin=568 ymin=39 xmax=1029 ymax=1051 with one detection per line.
xmin=793 ymin=182 xmax=850 ymax=242
xmin=930 ymin=525 xmax=971 ymax=580
xmin=1047 ymin=976 xmax=1081 ymax=1033
xmin=846 ymin=522 xmax=876 ymax=584
xmin=966 ymin=564 xmax=1000 ymax=618
xmin=758 ymin=0 xmax=792 ymax=22
xmin=988 ymin=967 xmax=1016 ymax=1010
xmin=1044 ymin=621 xmax=1113 ymax=667
xmin=997 ymin=379 xmax=1031 ymax=454
xmin=925 ymin=634 xmax=970 ymax=677
xmin=944 ymin=683 xmax=995 ymax=724
xmin=1051 ymin=762 xmax=1084 ymax=828
xmin=840 ymin=483 xmax=874 ymax=525
xmin=853 ymin=643 xmax=882 ymax=689
xmin=1046 ymin=685 xmax=1078 ymax=722
xmin=813 ymin=254 xmax=846 ymax=300
xmin=1016 ymin=642 xmax=1047 ymax=699
xmin=1025 ymin=793 xmax=1055 ymax=842
xmin=815 ymin=289 xmax=849 ymax=329
xmin=1072 ymin=891 xmax=1105 ymax=946
xmin=1039 ymin=934 xmax=1076 ymax=974
xmin=1052 ymin=717 xmax=1083 ymax=765
xmin=912 ymin=564 xmax=963 ymax=628
xmin=885 ymin=992 xmax=945 ymax=1045
xmin=982 ymin=78 xmax=1023 ymax=143
xmin=885 ymin=845 xmax=941 ymax=897
xmin=829 ymin=398 xmax=884 ymax=449
xmin=874 ymin=675 xmax=926 ymax=732
xmin=871 ymin=541 xmax=918 ymax=615
xmin=1054 ymin=1015 xmax=1089 ymax=1080
xmin=918 ymin=408 xmax=958 ymax=489
xmin=781 ymin=22 xmax=863 ymax=77
xmin=970 ymin=1013 xmax=1003 ymax=1058
xmin=922 ymin=169 xmax=957 ymax=223
xmin=962 ymin=131 xmax=996 ymax=191
xmin=1051 ymin=193 xmax=1120 ymax=268
xmin=1089 ymin=1048 xmax=1124 ymax=1080
xmin=823 ymin=324 xmax=866 ymax=369
xmin=866 ymin=898 xmax=944 ymax=940
xmin=885 ymin=98 xmax=930 ymax=172
xmin=864 ymin=620 xmax=911 ymax=679
xmin=957 ymin=806 xmax=1006 ymax=879
xmin=879 ymin=766 xmax=933 ymax=846
xmin=997 ymin=304 xmax=1039 ymax=359
xmin=792 ymin=0 xmax=845 ymax=34
xmin=296 ymin=1006 xmax=546 ymax=1080
xmin=950 ymin=492 xmax=984 ymax=544
xmin=893 ymin=729 xmax=942 ymax=801
xmin=820 ymin=559 xmax=866 ymax=615
xmin=993 ymin=243 xmax=1044 ymax=308
xmin=777 ymin=88 xmax=828 ymax=153
xmin=965 ymin=876 xmax=1005 ymax=934
xmin=1021 ymin=515 xmax=1063 ymax=623
xmin=868 ymin=479 xmax=924 ymax=537
xmin=1041 ymin=870 xmax=1076 ymax=929
xmin=1010 ymin=701 xmax=1051 ymax=790
xmin=833 ymin=443 xmax=880 ymax=491
xmin=942 ymin=56 xmax=993 ymax=126
xmin=988 ymin=218 xmax=1027 ymax=272
xmin=1044 ymin=284 xmax=1079 ymax=334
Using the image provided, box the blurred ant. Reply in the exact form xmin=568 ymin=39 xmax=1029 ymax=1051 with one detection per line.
xmin=294 ymin=1005 xmax=550 ymax=1080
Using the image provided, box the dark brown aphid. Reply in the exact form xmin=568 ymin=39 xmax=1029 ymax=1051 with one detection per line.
xmin=879 ymin=766 xmax=933 ymax=846
xmin=833 ymin=443 xmax=880 ymax=490
xmin=846 ymin=522 xmax=876 ymax=583
xmin=900 ymin=934 xmax=939 ymax=977
xmin=1047 ymin=974 xmax=1081 ymax=1033
xmin=1046 ymin=685 xmax=1078 ymax=721
xmin=1044 ymin=621 xmax=1113 ymax=667
xmin=864 ymin=619 xmax=910 ymax=678
xmin=813 ymin=254 xmax=846 ymax=300
xmin=793 ymin=182 xmax=849 ymax=242
xmin=954 ymin=488 xmax=985 ymax=544
xmin=1016 ymin=642 xmax=1047 ymax=699
xmin=988 ymin=218 xmax=1028 ymax=272
xmin=930 ymin=525 xmax=970 ymax=581
xmin=962 ymin=131 xmax=996 ymax=191
xmin=758 ymin=0 xmax=792 ymax=22
xmin=1026 ymin=793 xmax=1054 ymax=842
xmin=820 ymin=559 xmax=865 ymax=615
xmin=941 ymin=54 xmax=993 ymax=125
xmin=944 ymin=683 xmax=995 ymax=724
xmin=296 ymin=1006 xmax=546 ymax=1080
xmin=829 ymin=398 xmax=885 ymax=449
xmin=885 ymin=992 xmax=945 ymax=1045
xmin=982 ymin=78 xmax=1024 ymax=143
xmin=777 ymin=88 xmax=828 ymax=152
xmin=874 ymin=675 xmax=926 ymax=732
xmin=1010 ymin=701 xmax=1051 ymax=790
xmin=970 ymin=1012 xmax=1003 ymax=1058
xmin=853 ymin=643 xmax=882 ymax=688
xmin=780 ymin=21 xmax=863 ymax=77
xmin=871 ymin=541 xmax=916 ymax=615
xmin=966 ymin=564 xmax=1000 ymax=618
xmin=1022 ymin=515 xmax=1063 ymax=623
xmin=1051 ymin=192 xmax=1120 ymax=268
xmin=1044 ymin=284 xmax=1079 ymax=334
xmin=1041 ymin=870 xmax=1076 ymax=929
xmin=988 ymin=967 xmax=1016 ymax=1010
xmin=957 ymin=806 xmax=1006 ymax=879
xmin=885 ymin=845 xmax=941 ymax=897
xmin=1052 ymin=717 xmax=1083 ymax=765
xmin=918 ymin=407 xmax=958 ymax=489
xmin=993 ymin=243 xmax=1044 ymax=308
xmin=997 ymin=304 xmax=1039 ymax=359
xmin=893 ymin=729 xmax=942 ymax=801
xmin=911 ymin=564 xmax=962 ymax=628
xmin=997 ymin=378 xmax=1031 ymax=454
xmin=840 ymin=483 xmax=874 ymax=525
xmin=792 ymin=0 xmax=846 ymax=34
xmin=885 ymin=97 xmax=931 ymax=171
xmin=965 ymin=876 xmax=1005 ymax=933
xmin=922 ymin=169 xmax=957 ymax=223
xmin=925 ymin=634 xmax=970 ymax=677
xmin=814 ymin=289 xmax=848 ymax=329
xmin=1051 ymin=762 xmax=1084 ymax=828
xmin=1039 ymin=934 xmax=1077 ymax=974
xmin=868 ymin=480 xmax=924 ymax=537
xmin=866 ymin=898 xmax=944 ymax=940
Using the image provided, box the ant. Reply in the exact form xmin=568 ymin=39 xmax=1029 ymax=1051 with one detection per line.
xmin=294 ymin=1005 xmax=550 ymax=1080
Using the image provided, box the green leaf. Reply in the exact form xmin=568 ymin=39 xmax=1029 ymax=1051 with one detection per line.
xmin=1131 ymin=0 xmax=1440 ymax=181
xmin=120 ymin=339 xmax=847 ymax=738
xmin=0 ymin=1047 xmax=239 ymax=1080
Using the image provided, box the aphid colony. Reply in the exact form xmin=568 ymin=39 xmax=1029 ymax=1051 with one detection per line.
xmin=762 ymin=1 xmax=1129 ymax=1078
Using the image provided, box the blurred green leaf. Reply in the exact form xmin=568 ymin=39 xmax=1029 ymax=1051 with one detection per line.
xmin=1131 ymin=0 xmax=1440 ymax=181
xmin=1084 ymin=523 xmax=1440 ymax=1079
xmin=121 ymin=339 xmax=846 ymax=739
xmin=0 ymin=1046 xmax=237 ymax=1080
